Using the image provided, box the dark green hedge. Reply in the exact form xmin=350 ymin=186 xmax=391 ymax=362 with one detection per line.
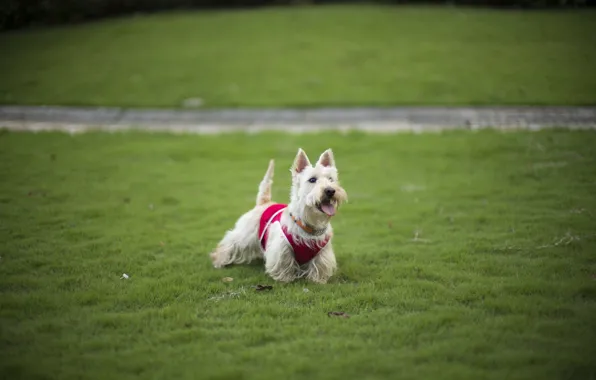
xmin=0 ymin=0 xmax=591 ymax=31
xmin=0 ymin=0 xmax=279 ymax=30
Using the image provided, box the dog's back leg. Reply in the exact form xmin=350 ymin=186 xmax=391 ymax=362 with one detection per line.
xmin=211 ymin=159 xmax=275 ymax=268
xmin=256 ymin=159 xmax=275 ymax=206
xmin=210 ymin=208 xmax=262 ymax=268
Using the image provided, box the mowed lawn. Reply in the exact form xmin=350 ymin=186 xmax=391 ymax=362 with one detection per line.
xmin=0 ymin=129 xmax=595 ymax=380
xmin=1 ymin=5 xmax=596 ymax=108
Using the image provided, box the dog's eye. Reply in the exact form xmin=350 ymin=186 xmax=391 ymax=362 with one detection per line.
xmin=308 ymin=177 xmax=317 ymax=183
xmin=329 ymin=177 xmax=334 ymax=182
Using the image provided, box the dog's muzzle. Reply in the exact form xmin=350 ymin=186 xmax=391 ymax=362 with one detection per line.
xmin=317 ymin=187 xmax=337 ymax=216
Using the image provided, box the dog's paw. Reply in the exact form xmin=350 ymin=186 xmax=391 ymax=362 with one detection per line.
xmin=307 ymin=276 xmax=330 ymax=284
xmin=210 ymin=251 xmax=223 ymax=268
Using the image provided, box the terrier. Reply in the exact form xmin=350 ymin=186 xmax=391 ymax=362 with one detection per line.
xmin=209 ymin=148 xmax=348 ymax=283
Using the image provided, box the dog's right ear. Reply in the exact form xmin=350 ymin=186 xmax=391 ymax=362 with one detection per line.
xmin=291 ymin=148 xmax=311 ymax=175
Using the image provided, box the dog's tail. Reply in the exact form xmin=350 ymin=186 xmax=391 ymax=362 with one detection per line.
xmin=256 ymin=159 xmax=275 ymax=206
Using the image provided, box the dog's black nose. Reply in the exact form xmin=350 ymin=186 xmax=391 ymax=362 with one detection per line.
xmin=324 ymin=187 xmax=336 ymax=197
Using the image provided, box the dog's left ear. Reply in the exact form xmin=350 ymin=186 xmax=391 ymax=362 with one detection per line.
xmin=317 ymin=149 xmax=335 ymax=168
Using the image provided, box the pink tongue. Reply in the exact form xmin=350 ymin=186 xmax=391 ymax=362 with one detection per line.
xmin=321 ymin=203 xmax=336 ymax=216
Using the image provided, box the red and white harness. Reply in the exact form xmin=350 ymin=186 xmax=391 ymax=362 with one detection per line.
xmin=258 ymin=203 xmax=329 ymax=265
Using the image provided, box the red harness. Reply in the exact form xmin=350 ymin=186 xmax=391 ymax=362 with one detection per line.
xmin=258 ymin=204 xmax=329 ymax=265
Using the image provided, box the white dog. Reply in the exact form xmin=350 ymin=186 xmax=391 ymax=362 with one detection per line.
xmin=210 ymin=148 xmax=348 ymax=283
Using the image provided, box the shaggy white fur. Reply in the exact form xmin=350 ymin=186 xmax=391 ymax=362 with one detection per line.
xmin=210 ymin=148 xmax=348 ymax=283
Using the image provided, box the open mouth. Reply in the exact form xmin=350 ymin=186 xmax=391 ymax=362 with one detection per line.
xmin=317 ymin=200 xmax=336 ymax=216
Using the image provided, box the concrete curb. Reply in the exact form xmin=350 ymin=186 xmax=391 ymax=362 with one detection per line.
xmin=2 ymin=105 xmax=596 ymax=133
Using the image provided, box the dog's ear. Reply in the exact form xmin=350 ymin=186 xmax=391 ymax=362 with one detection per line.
xmin=292 ymin=148 xmax=311 ymax=174
xmin=316 ymin=149 xmax=335 ymax=168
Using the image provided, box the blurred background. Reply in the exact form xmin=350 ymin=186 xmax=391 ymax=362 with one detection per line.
xmin=1 ymin=0 xmax=595 ymax=109
xmin=1 ymin=0 xmax=594 ymax=31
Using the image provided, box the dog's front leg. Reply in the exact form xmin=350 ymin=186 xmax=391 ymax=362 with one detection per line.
xmin=304 ymin=243 xmax=337 ymax=284
xmin=264 ymin=223 xmax=300 ymax=283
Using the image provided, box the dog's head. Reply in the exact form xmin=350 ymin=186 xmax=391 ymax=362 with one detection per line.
xmin=290 ymin=148 xmax=348 ymax=221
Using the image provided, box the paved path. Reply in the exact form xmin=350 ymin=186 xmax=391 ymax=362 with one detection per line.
xmin=1 ymin=105 xmax=596 ymax=133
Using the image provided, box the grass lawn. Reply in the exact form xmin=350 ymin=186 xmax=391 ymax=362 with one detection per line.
xmin=1 ymin=129 xmax=595 ymax=380
xmin=1 ymin=5 xmax=596 ymax=108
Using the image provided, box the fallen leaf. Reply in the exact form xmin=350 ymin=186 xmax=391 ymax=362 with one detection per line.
xmin=327 ymin=311 xmax=350 ymax=319
xmin=254 ymin=284 xmax=273 ymax=291
xmin=222 ymin=277 xmax=234 ymax=283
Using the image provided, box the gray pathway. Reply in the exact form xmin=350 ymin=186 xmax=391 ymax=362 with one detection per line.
xmin=1 ymin=105 xmax=596 ymax=133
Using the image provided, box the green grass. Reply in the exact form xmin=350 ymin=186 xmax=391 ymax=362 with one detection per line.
xmin=1 ymin=5 xmax=596 ymax=108
xmin=1 ymin=129 xmax=596 ymax=380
